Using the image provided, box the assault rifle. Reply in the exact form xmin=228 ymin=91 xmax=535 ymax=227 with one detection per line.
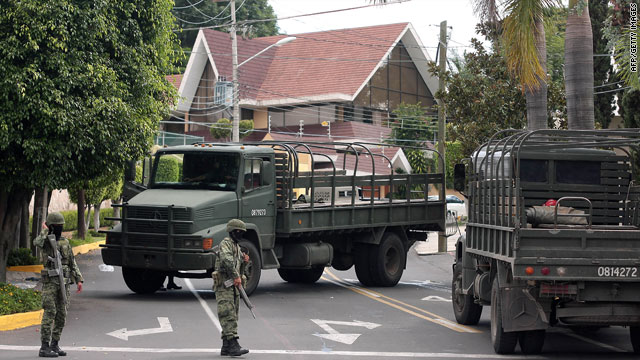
xmin=47 ymin=235 xmax=67 ymax=304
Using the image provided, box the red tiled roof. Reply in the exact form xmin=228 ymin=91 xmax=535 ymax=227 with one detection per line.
xmin=166 ymin=74 xmax=183 ymax=89
xmin=203 ymin=23 xmax=409 ymax=104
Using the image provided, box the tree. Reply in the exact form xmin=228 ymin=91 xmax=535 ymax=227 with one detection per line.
xmin=473 ymin=0 xmax=559 ymax=130
xmin=565 ymin=0 xmax=595 ymax=129
xmin=609 ymin=1 xmax=640 ymax=90
xmin=429 ymin=38 xmax=528 ymax=157
xmin=0 ymin=0 xmax=180 ymax=282
xmin=172 ymin=0 xmax=279 ymax=69
xmin=210 ymin=118 xmax=253 ymax=140
xmin=386 ymin=103 xmax=434 ymax=174
xmin=590 ymin=0 xmax=615 ymax=129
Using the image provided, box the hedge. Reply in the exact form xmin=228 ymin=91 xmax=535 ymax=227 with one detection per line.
xmin=156 ymin=156 xmax=181 ymax=183
xmin=7 ymin=248 xmax=39 ymax=266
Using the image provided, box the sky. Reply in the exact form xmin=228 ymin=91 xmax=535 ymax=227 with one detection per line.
xmin=269 ymin=0 xmax=483 ymax=61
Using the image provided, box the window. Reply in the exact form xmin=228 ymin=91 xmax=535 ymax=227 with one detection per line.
xmin=151 ymin=152 xmax=239 ymax=191
xmin=556 ymin=161 xmax=601 ymax=185
xmin=519 ymin=160 xmax=548 ymax=183
xmin=244 ymin=158 xmax=262 ymax=190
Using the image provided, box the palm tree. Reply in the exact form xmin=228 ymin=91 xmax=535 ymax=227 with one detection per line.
xmin=565 ymin=0 xmax=595 ymax=129
xmin=473 ymin=0 xmax=557 ymax=130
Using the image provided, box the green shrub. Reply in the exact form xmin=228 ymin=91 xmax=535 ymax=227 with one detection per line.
xmin=61 ymin=210 xmax=78 ymax=232
xmin=89 ymin=207 xmax=114 ymax=228
xmin=7 ymin=248 xmax=39 ymax=267
xmin=156 ymin=156 xmax=181 ymax=182
xmin=0 ymin=283 xmax=42 ymax=316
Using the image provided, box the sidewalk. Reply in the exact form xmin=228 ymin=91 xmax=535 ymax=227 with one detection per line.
xmin=414 ymin=225 xmax=466 ymax=255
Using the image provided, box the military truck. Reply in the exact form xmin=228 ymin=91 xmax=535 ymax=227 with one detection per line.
xmin=451 ymin=129 xmax=640 ymax=354
xmin=101 ymin=141 xmax=445 ymax=296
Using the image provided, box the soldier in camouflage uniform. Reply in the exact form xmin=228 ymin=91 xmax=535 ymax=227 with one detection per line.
xmin=214 ymin=219 xmax=250 ymax=356
xmin=34 ymin=212 xmax=84 ymax=358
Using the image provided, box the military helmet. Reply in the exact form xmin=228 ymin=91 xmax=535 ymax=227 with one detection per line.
xmin=226 ymin=219 xmax=247 ymax=233
xmin=46 ymin=212 xmax=65 ymax=225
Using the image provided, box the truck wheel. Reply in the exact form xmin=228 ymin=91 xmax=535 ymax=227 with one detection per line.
xmin=491 ymin=277 xmax=518 ymax=354
xmin=355 ymin=244 xmax=375 ymax=286
xmin=278 ymin=266 xmax=325 ymax=283
xmin=452 ymin=263 xmax=482 ymax=325
xmin=369 ymin=232 xmax=405 ymax=287
xmin=239 ymin=240 xmax=261 ymax=296
xmin=631 ymin=326 xmax=640 ymax=353
xmin=518 ymin=330 xmax=545 ymax=354
xmin=122 ymin=267 xmax=166 ymax=294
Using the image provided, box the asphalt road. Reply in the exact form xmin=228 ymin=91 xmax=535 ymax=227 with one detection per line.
xmin=1 ymin=246 xmax=639 ymax=360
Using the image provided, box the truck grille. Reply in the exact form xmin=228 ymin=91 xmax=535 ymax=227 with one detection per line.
xmin=125 ymin=206 xmax=192 ymax=235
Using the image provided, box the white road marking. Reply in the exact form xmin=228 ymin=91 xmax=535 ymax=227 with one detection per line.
xmin=421 ymin=295 xmax=451 ymax=302
xmin=0 ymin=345 xmax=549 ymax=358
xmin=106 ymin=317 xmax=172 ymax=341
xmin=184 ymin=278 xmax=222 ymax=333
xmin=311 ymin=319 xmax=381 ymax=345
xmin=560 ymin=331 xmax=627 ymax=353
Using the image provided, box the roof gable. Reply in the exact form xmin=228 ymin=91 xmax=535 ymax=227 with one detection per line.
xmin=178 ymin=23 xmax=438 ymax=108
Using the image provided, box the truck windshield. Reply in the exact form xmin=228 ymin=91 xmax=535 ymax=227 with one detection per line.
xmin=150 ymin=152 xmax=240 ymax=191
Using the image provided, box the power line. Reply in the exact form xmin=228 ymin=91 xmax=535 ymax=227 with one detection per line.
xmin=177 ymin=0 xmax=411 ymax=32
xmin=594 ymin=86 xmax=632 ymax=95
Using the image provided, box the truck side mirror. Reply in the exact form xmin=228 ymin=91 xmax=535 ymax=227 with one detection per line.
xmin=454 ymin=163 xmax=466 ymax=192
xmin=125 ymin=160 xmax=136 ymax=182
xmin=261 ymin=161 xmax=273 ymax=186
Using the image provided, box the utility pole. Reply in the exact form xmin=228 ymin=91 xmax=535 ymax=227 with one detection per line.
xmin=230 ymin=0 xmax=240 ymax=142
xmin=437 ymin=20 xmax=448 ymax=253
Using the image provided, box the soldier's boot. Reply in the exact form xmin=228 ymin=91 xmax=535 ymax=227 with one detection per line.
xmin=38 ymin=341 xmax=58 ymax=358
xmin=220 ymin=338 xmax=231 ymax=356
xmin=227 ymin=338 xmax=249 ymax=356
xmin=50 ymin=340 xmax=67 ymax=356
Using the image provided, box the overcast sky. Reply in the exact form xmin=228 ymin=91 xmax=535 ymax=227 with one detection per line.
xmin=269 ymin=0 xmax=483 ymax=61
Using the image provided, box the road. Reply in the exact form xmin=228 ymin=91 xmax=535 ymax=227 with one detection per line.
xmin=1 ymin=246 xmax=638 ymax=359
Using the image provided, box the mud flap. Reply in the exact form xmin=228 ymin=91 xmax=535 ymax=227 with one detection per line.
xmin=501 ymin=286 xmax=549 ymax=332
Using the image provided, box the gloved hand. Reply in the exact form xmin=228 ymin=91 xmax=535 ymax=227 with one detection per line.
xmin=77 ymin=282 xmax=83 ymax=293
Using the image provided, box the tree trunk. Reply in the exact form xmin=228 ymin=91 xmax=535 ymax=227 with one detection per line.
xmin=93 ymin=202 xmax=101 ymax=232
xmin=84 ymin=204 xmax=92 ymax=235
xmin=0 ymin=188 xmax=32 ymax=282
xmin=566 ymin=0 xmax=595 ymax=129
xmin=30 ymin=187 xmax=48 ymax=254
xmin=113 ymin=197 xmax=121 ymax=225
xmin=20 ymin=193 xmax=32 ymax=249
xmin=525 ymin=18 xmax=548 ymax=130
xmin=77 ymin=189 xmax=86 ymax=240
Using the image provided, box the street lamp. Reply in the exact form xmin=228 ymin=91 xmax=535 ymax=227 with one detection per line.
xmin=231 ymin=36 xmax=296 ymax=142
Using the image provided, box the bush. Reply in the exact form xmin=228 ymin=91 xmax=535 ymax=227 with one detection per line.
xmin=156 ymin=156 xmax=181 ymax=182
xmin=61 ymin=210 xmax=78 ymax=232
xmin=0 ymin=283 xmax=42 ymax=316
xmin=7 ymin=248 xmax=39 ymax=267
xmin=89 ymin=207 xmax=114 ymax=228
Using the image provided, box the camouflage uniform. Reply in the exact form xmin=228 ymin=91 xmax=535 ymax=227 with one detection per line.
xmin=34 ymin=229 xmax=83 ymax=344
xmin=214 ymin=236 xmax=244 ymax=340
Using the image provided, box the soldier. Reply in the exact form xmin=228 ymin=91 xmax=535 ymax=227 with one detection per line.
xmin=34 ymin=212 xmax=84 ymax=358
xmin=213 ymin=219 xmax=250 ymax=356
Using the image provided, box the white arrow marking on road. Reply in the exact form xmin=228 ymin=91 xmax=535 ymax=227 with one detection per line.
xmin=311 ymin=319 xmax=381 ymax=345
xmin=107 ymin=317 xmax=173 ymax=341
xmin=421 ymin=295 xmax=451 ymax=302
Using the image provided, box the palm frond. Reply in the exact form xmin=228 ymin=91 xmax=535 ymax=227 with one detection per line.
xmin=502 ymin=0 xmax=558 ymax=91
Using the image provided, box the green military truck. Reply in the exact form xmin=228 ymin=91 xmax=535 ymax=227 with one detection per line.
xmin=451 ymin=129 xmax=640 ymax=354
xmin=101 ymin=141 xmax=445 ymax=296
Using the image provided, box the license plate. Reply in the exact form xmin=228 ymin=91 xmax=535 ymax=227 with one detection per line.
xmin=596 ymin=266 xmax=638 ymax=278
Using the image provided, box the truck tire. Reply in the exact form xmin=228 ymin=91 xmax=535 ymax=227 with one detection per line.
xmin=518 ymin=330 xmax=545 ymax=354
xmin=278 ymin=266 xmax=325 ymax=283
xmin=452 ymin=263 xmax=482 ymax=325
xmin=239 ymin=240 xmax=261 ymax=296
xmin=631 ymin=326 xmax=640 ymax=353
xmin=369 ymin=232 xmax=405 ymax=287
xmin=122 ymin=267 xmax=166 ymax=294
xmin=355 ymin=244 xmax=375 ymax=286
xmin=491 ymin=277 xmax=518 ymax=354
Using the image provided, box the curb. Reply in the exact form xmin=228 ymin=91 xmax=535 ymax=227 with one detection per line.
xmin=2 ymin=239 xmax=104 ymax=332
xmin=0 ymin=310 xmax=43 ymax=331
xmin=7 ymin=265 xmax=44 ymax=272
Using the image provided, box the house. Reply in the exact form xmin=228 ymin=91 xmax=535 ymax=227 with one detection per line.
xmin=167 ymin=22 xmax=438 ymax=140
